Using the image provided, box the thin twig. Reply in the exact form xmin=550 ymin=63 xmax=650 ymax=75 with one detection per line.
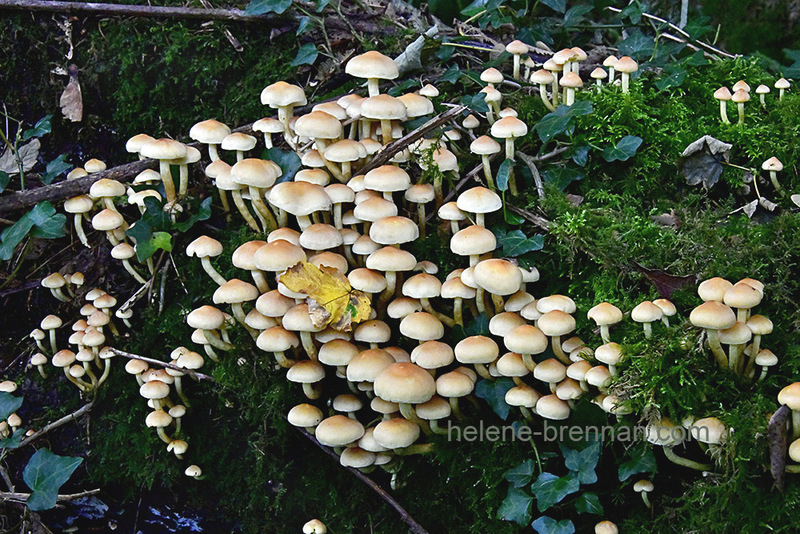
xmin=0 ymin=488 xmax=100 ymax=504
xmin=19 ymin=402 xmax=94 ymax=448
xmin=0 ymin=0 xmax=273 ymax=21
xmin=296 ymin=428 xmax=430 ymax=534
xmin=108 ymin=348 xmax=215 ymax=382
xmin=356 ymin=105 xmax=468 ymax=174
xmin=506 ymin=204 xmax=550 ymax=232
xmin=516 ymin=152 xmax=545 ymax=199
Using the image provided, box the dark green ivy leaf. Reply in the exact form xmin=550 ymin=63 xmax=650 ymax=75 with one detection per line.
xmin=21 ymin=115 xmax=52 ymax=141
xmin=541 ymin=166 xmax=584 ymax=191
xmin=40 ymin=154 xmax=73 ymax=185
xmin=0 ymin=171 xmax=11 ymax=193
xmin=531 ymin=472 xmax=581 ymax=512
xmin=504 ymin=459 xmax=536 ymax=488
xmin=494 ymin=228 xmax=544 ymax=257
xmin=244 ymin=0 xmax=292 ymax=15
xmin=540 ymin=0 xmax=566 ymax=13
xmin=574 ymin=492 xmax=604 ymax=515
xmin=23 ymin=449 xmax=83 ymax=511
xmin=437 ymin=65 xmax=462 ymax=84
xmin=602 ymin=135 xmax=643 ymax=162
xmin=532 ymin=516 xmax=575 ymax=534
xmin=561 ymin=440 xmax=602 ymax=484
xmin=291 ymin=43 xmax=319 ymax=67
xmin=618 ymin=443 xmax=657 ymax=482
xmin=475 ymin=377 xmax=514 ymax=420
xmin=0 ymin=392 xmax=23 ymax=422
xmin=498 ymin=487 xmax=534 ymax=526
xmin=496 ymin=159 xmax=514 ymax=192
xmin=265 ymin=148 xmax=302 ymax=182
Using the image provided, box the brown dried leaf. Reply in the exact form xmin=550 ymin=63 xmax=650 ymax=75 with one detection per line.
xmin=59 ymin=64 xmax=83 ymax=122
xmin=0 ymin=138 xmax=40 ymax=175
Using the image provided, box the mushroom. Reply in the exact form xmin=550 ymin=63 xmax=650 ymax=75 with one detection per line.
xmin=287 ymin=403 xmax=324 ymax=435
xmin=731 ymin=88 xmax=750 ymax=125
xmin=186 ymin=236 xmax=227 ymax=286
xmin=690 ymin=301 xmax=736 ymax=368
xmin=756 ymin=84 xmax=770 ymax=108
xmin=506 ymin=40 xmax=529 ymax=80
xmin=775 ymin=78 xmax=791 ymax=100
xmin=587 ymin=302 xmax=623 ymax=343
xmin=615 ymin=56 xmax=638 ymax=93
xmin=559 ymin=71 xmax=583 ymax=106
xmin=41 ymin=273 xmax=70 ymax=302
xmin=139 ymin=138 xmax=186 ymax=204
xmin=631 ymin=301 xmax=663 ymax=339
xmin=345 ymin=51 xmax=399 ymax=97
xmin=287 ymin=360 xmax=326 ymax=400
xmin=762 ymin=156 xmax=784 ymax=191
xmin=189 ymin=119 xmax=231 ymax=161
xmin=633 ymin=480 xmax=654 ymax=508
xmin=713 ymin=87 xmax=732 ymax=124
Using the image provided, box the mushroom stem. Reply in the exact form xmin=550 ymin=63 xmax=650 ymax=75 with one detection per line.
xmin=474 ymin=364 xmax=492 ymax=380
xmin=491 ymin=294 xmax=505 ymax=316
xmin=158 ymin=160 xmax=177 ymax=204
xmin=36 ymin=365 xmax=47 ymax=379
xmin=521 ymin=353 xmax=536 ymax=373
xmin=737 ymin=102 xmax=745 ymax=125
xmin=640 ymin=492 xmax=652 ymax=509
xmin=719 ymin=101 xmax=730 ymax=124
xmin=538 ymin=84 xmax=556 ymax=112
xmin=519 ymin=406 xmax=535 ymax=423
xmin=48 ymin=330 xmax=58 ymax=355
xmin=705 ymin=329 xmax=729 ymax=369
xmin=453 ymin=299 xmax=464 ymax=326
xmin=203 ymin=330 xmax=233 ymax=352
xmin=399 ymin=403 xmax=430 ymax=434
xmin=565 ymin=87 xmax=576 ymax=106
xmin=600 ymin=325 xmax=612 ymax=344
xmin=642 ymin=322 xmax=653 ymax=339
xmin=551 ymin=74 xmax=559 ymax=106
xmin=302 ymin=382 xmax=321 ymax=400
xmin=156 ymin=427 xmax=172 ymax=445
xmin=621 ymin=72 xmax=631 ymax=93
xmin=62 ymin=367 xmax=88 ymax=392
xmin=416 ymin=203 xmax=427 ymax=238
xmin=299 ymin=331 xmax=318 ymax=360
xmin=429 ymin=420 xmax=448 ymax=435
xmin=200 ymin=257 xmax=227 ymax=286
xmin=208 ymin=144 xmax=220 ymax=162
xmin=448 ymin=397 xmax=464 ymax=420
xmin=231 ymin=189 xmax=260 ymax=232
xmin=248 ymin=187 xmax=278 ymax=232
xmin=480 ymin=155 xmax=496 ymax=190
xmin=420 ymin=298 xmax=455 ymax=327
xmin=380 ymin=120 xmax=393 ymax=146
xmin=376 ymin=271 xmax=397 ymax=312
xmin=96 ymin=358 xmax=112 ymax=388
xmin=121 ymin=259 xmax=148 ymax=284
xmin=367 ymin=78 xmax=380 ymax=97
xmin=272 ymin=351 xmax=295 ymax=369
xmin=662 ymin=446 xmax=712 ymax=471
xmin=768 ymin=170 xmax=781 ymax=191
xmin=178 ymin=164 xmax=189 ymax=198
xmin=73 ymin=215 xmax=90 ymax=248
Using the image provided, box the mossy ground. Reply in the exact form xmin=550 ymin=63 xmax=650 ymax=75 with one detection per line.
xmin=2 ymin=6 xmax=800 ymax=534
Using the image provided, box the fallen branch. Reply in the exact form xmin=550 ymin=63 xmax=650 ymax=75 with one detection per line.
xmin=0 ymin=0 xmax=272 ymax=22
xmin=0 ymin=488 xmax=100 ymax=504
xmin=296 ymin=428 xmax=430 ymax=534
xmin=356 ymin=105 xmax=468 ymax=174
xmin=19 ymin=402 xmax=94 ymax=448
xmin=108 ymin=348 xmax=215 ymax=382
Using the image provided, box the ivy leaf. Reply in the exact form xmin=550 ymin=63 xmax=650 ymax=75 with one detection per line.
xmin=296 ymin=16 xmax=313 ymax=35
xmin=534 ymin=102 xmax=592 ymax=143
xmin=291 ymin=43 xmax=319 ymax=67
xmin=504 ymin=205 xmax=525 ymax=225
xmin=495 ymin=229 xmax=544 ymax=257
xmin=23 ymin=449 xmax=83 ymax=511
xmin=244 ymin=0 xmax=292 ymax=15
xmin=265 ymin=148 xmax=301 ymax=182
xmin=0 ymin=171 xmax=10 ymax=193
xmin=462 ymin=93 xmax=490 ymax=114
xmin=315 ymin=0 xmax=331 ymax=11
xmin=655 ymin=68 xmax=686 ymax=91
xmin=542 ymin=166 xmax=584 ymax=191
xmin=620 ymin=1 xmax=643 ymax=23
xmin=451 ymin=313 xmax=490 ymax=340
xmin=531 ymin=472 xmax=580 ymax=512
xmin=570 ymin=145 xmax=590 ymax=167
xmin=617 ymin=30 xmax=654 ymax=61
xmin=137 ymin=230 xmax=173 ymax=261
xmin=460 ymin=0 xmax=489 ymax=17
xmin=498 ymin=487 xmax=533 ymax=526
xmin=40 ymin=154 xmax=72 ymax=185
xmin=532 ymin=516 xmax=575 ymax=534
xmin=0 ymin=213 xmax=35 ymax=261
xmin=540 ymin=0 xmax=565 ymax=12
xmin=496 ymin=159 xmax=514 ymax=192
xmin=474 ymin=377 xmax=514 ymax=420
xmin=683 ymin=50 xmax=710 ymax=67
xmin=602 ymin=136 xmax=643 ymax=163
xmin=0 ymin=428 xmax=25 ymax=450
xmin=504 ymin=459 xmax=536 ymax=488
xmin=173 ymin=197 xmax=213 ymax=233
xmin=563 ymin=5 xmax=593 ymax=28
xmin=574 ymin=492 xmax=604 ymax=515
xmin=21 ymin=115 xmax=52 ymax=141
xmin=561 ymin=441 xmax=601 ymax=484
xmin=618 ymin=443 xmax=657 ymax=482
xmin=437 ymin=65 xmax=462 ymax=84
xmin=0 ymin=392 xmax=23 ymax=422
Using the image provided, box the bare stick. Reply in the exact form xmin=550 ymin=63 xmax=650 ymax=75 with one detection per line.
xmin=0 ymin=488 xmax=100 ymax=504
xmin=108 ymin=348 xmax=215 ymax=382
xmin=19 ymin=402 xmax=94 ymax=448
xmin=297 ymin=428 xmax=430 ymax=534
xmin=0 ymin=0 xmax=272 ymax=21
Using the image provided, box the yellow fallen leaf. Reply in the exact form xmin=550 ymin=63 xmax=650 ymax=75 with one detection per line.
xmin=280 ymin=261 xmax=372 ymax=331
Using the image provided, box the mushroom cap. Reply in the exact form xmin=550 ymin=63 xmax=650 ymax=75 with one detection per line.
xmin=633 ymin=480 xmax=654 ymax=493
xmin=559 ymin=71 xmax=584 ymax=88
xmin=457 ymin=186 xmax=502 ymax=215
xmin=689 ymin=416 xmax=727 ymax=444
xmin=435 ymin=370 xmax=475 ymax=398
xmin=370 ymin=216 xmax=419 ymax=245
xmin=410 ymin=340 xmax=454 ymax=370
xmin=775 ymin=78 xmax=791 ymax=89
xmin=595 ymin=343 xmax=624 ymax=366
xmin=89 ymin=178 xmax=126 ymax=199
xmin=732 ymin=80 xmax=751 ymax=93
xmin=360 ymin=94 xmax=408 ymax=121
xmin=340 ymin=446 xmax=375 ymax=469
xmin=653 ymin=298 xmax=677 ymax=317
xmin=397 ymin=93 xmax=434 ymax=118
xmin=419 ymin=83 xmax=440 ymax=98
xmin=301 ymin=223 xmax=343 ymax=251
xmin=324 ymin=139 xmax=364 ymax=164
xmin=186 ymin=305 xmax=226 ymax=330
xmin=364 ymin=165 xmax=411 ymax=193
xmin=354 ymin=319 xmax=391 ymax=345
xmin=437 ymin=201 xmax=466 ymax=222
xmin=698 ymin=277 xmax=733 ymax=301
xmin=631 ymin=301 xmax=664 ymax=323
xmin=315 ymin=415 xmax=365 ymax=447
xmin=537 ymin=295 xmax=577 ymax=314
xmin=287 ymin=360 xmax=326 ymax=384
xmin=63 ymin=195 xmax=94 ymax=214
xmin=505 ymin=385 xmax=541 ymax=407
xmin=756 ymin=84 xmax=771 ymax=95
xmin=506 ymin=39 xmax=528 ymax=55
xmin=530 ymin=69 xmax=555 ymax=85
xmin=257 ymin=326 xmax=300 ymax=352
xmin=91 ymin=209 xmax=125 ymax=231
xmin=440 ymin=277 xmax=476 ymax=300
xmin=255 ymin=290 xmax=296 ymax=318
xmin=140 ymin=380 xmax=171 ymax=400
xmin=470 ymin=135 xmax=502 ymax=156
xmin=689 ymin=301 xmax=736 ymax=330
xmin=480 ymin=67 xmax=504 ymax=84
xmin=252 ymin=117 xmax=284 ymax=134
xmin=366 ymin=246 xmax=417 ymax=272
xmin=587 ymin=302 xmax=623 ymax=325
xmin=374 ymin=362 xmax=436 ymax=404
xmin=490 ymin=116 xmax=528 ymax=140
xmin=537 ymin=310 xmax=576 ymax=337
xmin=590 ymin=67 xmax=608 ymax=80
xmin=402 ymin=273 xmax=441 ymax=300
xmin=536 ymin=394 xmax=571 ymax=420
xmin=713 ymin=87 xmax=732 ymax=101
xmin=755 ymin=348 xmax=778 ymax=367
xmin=778 ymin=382 xmax=800 ymax=410
xmin=190 ymin=119 xmax=231 ymax=144
xmin=731 ymin=88 xmax=750 ymax=103
xmin=762 ymin=156 xmax=783 ymax=172
xmin=718 ymin=321 xmax=752 ymax=345
xmin=354 ymin=196 xmax=398 ymax=222
xmin=504 ymin=324 xmax=548 ymax=355
xmin=230 ymin=158 xmax=281 ymax=189
xmin=313 ymin=101 xmax=348 ymax=121
xmin=260 ymin=81 xmax=307 ymax=108
xmin=585 ymin=365 xmax=612 ymax=388
xmin=416 ymin=396 xmax=451 ymax=420
xmin=556 ymin=378 xmax=584 ymax=401
xmin=645 ymin=417 xmax=684 ymax=446
xmin=399 ymin=312 xmax=444 ymax=341
xmin=254 ymin=240 xmax=307 ymax=272
xmin=454 ymin=335 xmax=499 ymax=365
xmin=347 ymin=349 xmax=394 ymax=382
xmin=615 ymin=56 xmax=639 ymax=74
xmin=345 ymin=51 xmax=399 ymax=81
xmin=533 ymin=358 xmax=567 ymax=383
xmin=186 ymin=235 xmax=224 ymax=258
xmin=747 ymin=314 xmax=773 ymax=335
xmin=269 ymin=181 xmax=332 ymax=216
xmin=231 ymin=240 xmax=267 ymax=271
xmin=373 ymin=418 xmax=420 ymax=449
xmin=450 ymin=225 xmax=497 ymax=256
xmin=473 ymin=259 xmax=522 ymax=296
xmin=723 ymin=282 xmax=762 ymax=309
xmin=489 ymin=311 xmax=527 ymax=337
xmin=213 ymin=279 xmax=259 ymax=304
xmin=348 ymin=268 xmax=387 ymax=294
xmin=294 ymin=111 xmax=343 ymax=140
xmin=221 ymin=133 xmax=257 ymax=152
xmin=317 ymin=339 xmax=359 ymax=367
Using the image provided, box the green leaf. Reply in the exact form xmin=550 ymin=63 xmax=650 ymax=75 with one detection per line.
xmin=504 ymin=459 xmax=536 ymax=488
xmin=617 ymin=30 xmax=654 ymax=61
xmin=683 ymin=50 xmax=710 ymax=67
xmin=542 ymin=166 xmax=584 ymax=191
xmin=23 ymin=449 xmax=83 ymax=511
xmin=265 ymin=148 xmax=301 ymax=182
xmin=574 ymin=492 xmax=604 ymax=515
xmin=654 ymin=69 xmax=686 ymax=91
xmin=463 ymin=93 xmax=490 ymax=114
xmin=495 ymin=229 xmax=544 ymax=257
xmin=563 ymin=5 xmax=593 ymax=28
xmin=498 ymin=487 xmax=533 ymax=526
xmin=291 ymin=43 xmax=319 ymax=66
xmin=534 ymin=102 xmax=592 ymax=143
xmin=504 ymin=206 xmax=525 ymax=225
xmin=532 ymin=516 xmax=575 ymax=534
xmin=315 ymin=0 xmax=331 ymax=11
xmin=570 ymin=145 xmax=590 ymax=167
xmin=21 ymin=115 xmax=52 ymax=141
xmin=620 ymin=1 xmax=643 ymax=24
xmin=452 ymin=313 xmax=490 ymax=340
xmin=296 ymin=16 xmax=313 ymax=35
xmin=460 ymin=0 xmax=489 ymax=17
xmin=0 ymin=428 xmax=26 ymax=450
xmin=531 ymin=472 xmax=580 ymax=512
xmin=40 ymin=154 xmax=72 ymax=185
xmin=618 ymin=443 xmax=657 ymax=482
xmin=0 ymin=171 xmax=10 ymax=193
xmin=540 ymin=0 xmax=565 ymax=13
xmin=602 ymin=136 xmax=643 ymax=163
xmin=561 ymin=441 xmax=601 ymax=484
xmin=0 ymin=392 xmax=23 ymax=422
xmin=437 ymin=65 xmax=462 ymax=84
xmin=496 ymin=159 xmax=514 ymax=192
xmin=0 ymin=214 xmax=35 ymax=260
xmin=173 ymin=197 xmax=213 ymax=233
xmin=474 ymin=377 xmax=514 ymax=420
xmin=0 ymin=202 xmax=60 ymax=258
xmin=244 ymin=0 xmax=292 ymax=15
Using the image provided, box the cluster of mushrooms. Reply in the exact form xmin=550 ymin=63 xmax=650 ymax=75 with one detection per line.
xmin=713 ymin=77 xmax=791 ymax=124
xmin=0 ymin=380 xmax=30 ymax=441
xmin=15 ymin=36 xmax=794 ymax=531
